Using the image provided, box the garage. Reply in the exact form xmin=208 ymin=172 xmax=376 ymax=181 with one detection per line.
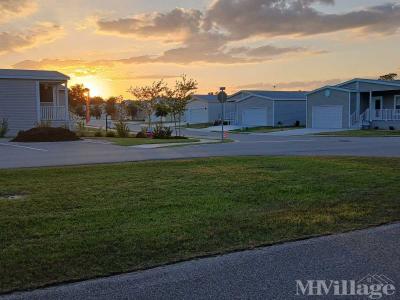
xmin=312 ymin=105 xmax=343 ymax=129
xmin=242 ymin=108 xmax=267 ymax=126
xmin=187 ymin=108 xmax=208 ymax=124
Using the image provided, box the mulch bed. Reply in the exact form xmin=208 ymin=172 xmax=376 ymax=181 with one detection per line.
xmin=12 ymin=127 xmax=80 ymax=142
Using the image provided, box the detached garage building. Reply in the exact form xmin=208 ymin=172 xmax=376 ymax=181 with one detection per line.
xmin=227 ymin=91 xmax=307 ymax=127
xmin=184 ymin=94 xmax=222 ymax=124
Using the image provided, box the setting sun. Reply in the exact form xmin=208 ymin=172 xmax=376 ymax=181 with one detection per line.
xmin=75 ymin=78 xmax=107 ymax=98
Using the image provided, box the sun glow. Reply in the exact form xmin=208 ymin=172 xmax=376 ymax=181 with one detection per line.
xmin=70 ymin=76 xmax=111 ymax=98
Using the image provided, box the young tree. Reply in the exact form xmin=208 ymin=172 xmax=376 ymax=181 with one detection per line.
xmin=174 ymin=75 xmax=198 ymax=136
xmin=105 ymin=97 xmax=118 ymax=118
xmin=69 ymin=84 xmax=89 ymax=117
xmin=91 ymin=104 xmax=103 ymax=120
xmin=379 ymin=73 xmax=398 ymax=81
xmin=128 ymin=80 xmax=166 ymax=130
xmin=126 ymin=101 xmax=139 ymax=120
xmin=155 ymin=101 xmax=170 ymax=126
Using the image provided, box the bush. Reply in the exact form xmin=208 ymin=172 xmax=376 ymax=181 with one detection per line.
xmin=11 ymin=127 xmax=79 ymax=142
xmin=389 ymin=126 xmax=395 ymax=131
xmin=136 ymin=127 xmax=149 ymax=138
xmin=94 ymin=128 xmax=104 ymax=137
xmin=106 ymin=131 xmax=116 ymax=137
xmin=213 ymin=120 xmax=229 ymax=126
xmin=374 ymin=126 xmax=380 ymax=130
xmin=294 ymin=120 xmax=300 ymax=127
xmin=136 ymin=131 xmax=147 ymax=138
xmin=153 ymin=125 xmax=172 ymax=139
xmin=76 ymin=120 xmax=86 ymax=137
xmin=0 ymin=118 xmax=9 ymax=138
xmin=115 ymin=120 xmax=130 ymax=137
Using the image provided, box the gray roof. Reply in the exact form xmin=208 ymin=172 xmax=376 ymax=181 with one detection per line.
xmin=0 ymin=69 xmax=70 ymax=81
xmin=192 ymin=94 xmax=219 ymax=102
xmin=230 ymin=90 xmax=307 ymax=101
xmin=335 ymin=78 xmax=400 ymax=89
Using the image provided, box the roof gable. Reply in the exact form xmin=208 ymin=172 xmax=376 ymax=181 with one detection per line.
xmin=336 ymin=78 xmax=400 ymax=89
xmin=229 ymin=90 xmax=307 ymax=102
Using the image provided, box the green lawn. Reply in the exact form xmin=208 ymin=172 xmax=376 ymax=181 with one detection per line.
xmin=97 ymin=137 xmax=200 ymax=146
xmin=1 ymin=157 xmax=400 ymax=293
xmin=231 ymin=126 xmax=303 ymax=133
xmin=318 ymin=130 xmax=400 ymax=137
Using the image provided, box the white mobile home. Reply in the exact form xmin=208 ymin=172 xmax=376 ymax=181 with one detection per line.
xmin=0 ymin=69 xmax=70 ymax=136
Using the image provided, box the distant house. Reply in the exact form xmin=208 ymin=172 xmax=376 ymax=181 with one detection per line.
xmin=0 ymin=69 xmax=70 ymax=136
xmin=307 ymin=78 xmax=400 ymax=129
xmin=227 ymin=91 xmax=307 ymax=127
xmin=184 ymin=94 xmax=222 ymax=124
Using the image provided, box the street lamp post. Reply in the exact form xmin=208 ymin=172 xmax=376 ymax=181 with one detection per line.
xmin=218 ymin=87 xmax=228 ymax=141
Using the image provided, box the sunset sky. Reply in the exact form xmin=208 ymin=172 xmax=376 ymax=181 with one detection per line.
xmin=1 ymin=0 xmax=400 ymax=98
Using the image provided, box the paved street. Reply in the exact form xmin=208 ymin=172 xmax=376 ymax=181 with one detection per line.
xmin=2 ymin=223 xmax=399 ymax=299
xmin=1 ymin=134 xmax=400 ymax=168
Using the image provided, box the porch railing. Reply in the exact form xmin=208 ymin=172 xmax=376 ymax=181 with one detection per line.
xmin=374 ymin=109 xmax=400 ymax=121
xmin=40 ymin=105 xmax=67 ymax=121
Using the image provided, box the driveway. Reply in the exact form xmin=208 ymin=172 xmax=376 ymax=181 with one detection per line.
xmin=1 ymin=135 xmax=400 ymax=169
xmin=255 ymin=128 xmax=350 ymax=136
xmin=2 ymin=223 xmax=399 ymax=299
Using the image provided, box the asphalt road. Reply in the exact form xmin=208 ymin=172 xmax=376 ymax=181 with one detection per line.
xmin=3 ymin=223 xmax=399 ymax=300
xmin=1 ymin=134 xmax=400 ymax=169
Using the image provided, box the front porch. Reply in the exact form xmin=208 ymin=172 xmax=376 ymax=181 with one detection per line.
xmin=38 ymin=81 xmax=70 ymax=124
xmin=352 ymin=90 xmax=400 ymax=128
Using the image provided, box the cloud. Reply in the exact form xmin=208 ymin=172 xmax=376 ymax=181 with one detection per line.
xmin=204 ymin=0 xmax=400 ymax=39
xmin=235 ymin=78 xmax=345 ymax=91
xmin=97 ymin=8 xmax=202 ymax=42
xmin=95 ymin=1 xmax=400 ymax=64
xmin=0 ymin=0 xmax=37 ymax=23
xmin=0 ymin=23 xmax=64 ymax=55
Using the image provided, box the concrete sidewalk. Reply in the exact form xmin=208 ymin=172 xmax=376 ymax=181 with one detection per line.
xmin=129 ymin=139 xmax=223 ymax=149
xmin=2 ymin=223 xmax=399 ymax=299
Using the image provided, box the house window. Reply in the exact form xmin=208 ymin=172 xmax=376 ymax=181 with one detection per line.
xmin=395 ymin=96 xmax=400 ymax=110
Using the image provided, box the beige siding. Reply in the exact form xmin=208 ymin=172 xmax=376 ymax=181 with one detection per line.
xmin=236 ymin=96 xmax=273 ymax=126
xmin=307 ymin=89 xmax=350 ymax=128
xmin=0 ymin=79 xmax=37 ymax=136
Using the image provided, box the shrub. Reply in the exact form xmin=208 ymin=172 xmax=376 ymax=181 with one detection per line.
xmin=277 ymin=121 xmax=283 ymax=127
xmin=294 ymin=120 xmax=300 ymax=127
xmin=76 ymin=120 xmax=86 ymax=137
xmin=94 ymin=128 xmax=104 ymax=137
xmin=0 ymin=118 xmax=9 ymax=138
xmin=153 ymin=125 xmax=173 ymax=139
xmin=106 ymin=131 xmax=116 ymax=137
xmin=136 ymin=127 xmax=149 ymax=138
xmin=115 ymin=120 xmax=130 ymax=137
xmin=389 ymin=126 xmax=395 ymax=131
xmin=35 ymin=121 xmax=52 ymax=128
xmin=213 ymin=120 xmax=229 ymax=126
xmin=374 ymin=126 xmax=380 ymax=130
xmin=11 ymin=127 xmax=79 ymax=142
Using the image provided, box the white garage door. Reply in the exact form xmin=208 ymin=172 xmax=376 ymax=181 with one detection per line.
xmin=187 ymin=108 xmax=208 ymax=124
xmin=312 ymin=105 xmax=343 ymax=129
xmin=242 ymin=108 xmax=267 ymax=126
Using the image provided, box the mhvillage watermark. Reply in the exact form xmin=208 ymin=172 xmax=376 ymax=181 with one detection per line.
xmin=296 ymin=274 xmax=396 ymax=299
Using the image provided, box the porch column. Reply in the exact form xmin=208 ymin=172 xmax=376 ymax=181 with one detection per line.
xmin=36 ymin=81 xmax=41 ymax=124
xmin=356 ymin=92 xmax=360 ymax=116
xmin=64 ymin=81 xmax=69 ymax=127
xmin=369 ymin=91 xmax=373 ymax=122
